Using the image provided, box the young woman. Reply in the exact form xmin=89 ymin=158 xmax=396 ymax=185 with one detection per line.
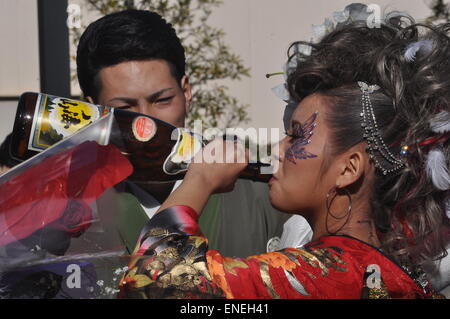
xmin=119 ymin=14 xmax=450 ymax=299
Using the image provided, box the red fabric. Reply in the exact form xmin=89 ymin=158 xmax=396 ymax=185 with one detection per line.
xmin=207 ymin=236 xmax=431 ymax=299
xmin=121 ymin=205 xmax=440 ymax=299
xmin=46 ymin=199 xmax=94 ymax=237
xmin=0 ymin=141 xmax=133 ymax=245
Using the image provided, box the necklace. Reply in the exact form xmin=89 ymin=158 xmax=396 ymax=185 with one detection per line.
xmin=400 ymin=263 xmax=431 ymax=294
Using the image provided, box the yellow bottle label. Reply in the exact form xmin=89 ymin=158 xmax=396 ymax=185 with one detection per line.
xmin=163 ymin=129 xmax=203 ymax=175
xmin=29 ymin=94 xmax=110 ymax=151
xmin=172 ymin=131 xmax=201 ymax=163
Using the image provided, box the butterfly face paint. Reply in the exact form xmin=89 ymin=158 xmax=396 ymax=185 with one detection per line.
xmin=285 ymin=111 xmax=319 ymax=164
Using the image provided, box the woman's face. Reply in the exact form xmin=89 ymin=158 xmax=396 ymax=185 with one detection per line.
xmin=269 ymin=94 xmax=336 ymax=216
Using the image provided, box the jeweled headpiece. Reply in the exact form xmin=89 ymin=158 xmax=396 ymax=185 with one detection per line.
xmin=358 ymin=81 xmax=406 ymax=176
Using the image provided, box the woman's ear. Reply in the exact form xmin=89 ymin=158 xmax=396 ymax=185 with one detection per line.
xmin=335 ymin=146 xmax=366 ymax=189
xmin=181 ymin=75 xmax=192 ymax=113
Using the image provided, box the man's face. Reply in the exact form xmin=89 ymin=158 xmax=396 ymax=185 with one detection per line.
xmin=92 ymin=59 xmax=192 ymax=128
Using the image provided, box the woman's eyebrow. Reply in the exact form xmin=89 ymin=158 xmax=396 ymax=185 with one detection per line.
xmin=290 ymin=120 xmax=303 ymax=130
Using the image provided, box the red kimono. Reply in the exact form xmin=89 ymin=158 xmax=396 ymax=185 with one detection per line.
xmin=119 ymin=205 xmax=443 ymax=299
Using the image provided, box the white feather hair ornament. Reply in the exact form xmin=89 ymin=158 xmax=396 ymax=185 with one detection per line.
xmin=426 ymin=148 xmax=450 ymax=191
xmin=404 ymin=40 xmax=433 ymax=62
xmin=425 ymin=111 xmax=450 ymax=191
xmin=426 ymin=111 xmax=450 ymax=191
xmin=430 ymin=111 xmax=450 ymax=134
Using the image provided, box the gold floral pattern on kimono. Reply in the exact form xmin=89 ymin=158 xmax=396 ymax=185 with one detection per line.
xmin=119 ymin=206 xmax=441 ymax=299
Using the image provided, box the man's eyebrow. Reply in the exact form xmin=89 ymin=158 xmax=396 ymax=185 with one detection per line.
xmin=107 ymin=88 xmax=175 ymax=105
xmin=107 ymin=97 xmax=138 ymax=105
xmin=147 ymin=88 xmax=175 ymax=101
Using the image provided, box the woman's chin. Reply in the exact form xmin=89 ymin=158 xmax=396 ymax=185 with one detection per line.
xmin=268 ymin=190 xmax=284 ymax=212
xmin=269 ymin=188 xmax=297 ymax=213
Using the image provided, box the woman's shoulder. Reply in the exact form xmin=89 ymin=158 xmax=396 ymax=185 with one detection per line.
xmin=285 ymin=235 xmax=438 ymax=298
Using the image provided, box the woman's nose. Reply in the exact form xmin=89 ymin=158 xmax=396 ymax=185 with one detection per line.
xmin=272 ymin=142 xmax=281 ymax=162
xmin=273 ymin=137 xmax=289 ymax=162
xmin=270 ymin=139 xmax=287 ymax=174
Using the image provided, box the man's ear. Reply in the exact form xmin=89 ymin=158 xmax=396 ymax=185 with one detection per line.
xmin=335 ymin=147 xmax=366 ymax=189
xmin=86 ymin=96 xmax=94 ymax=104
xmin=180 ymin=75 xmax=192 ymax=113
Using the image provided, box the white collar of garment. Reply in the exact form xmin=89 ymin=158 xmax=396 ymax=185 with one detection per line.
xmin=127 ymin=180 xmax=183 ymax=219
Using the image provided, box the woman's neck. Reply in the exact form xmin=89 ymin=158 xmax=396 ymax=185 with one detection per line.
xmin=310 ymin=198 xmax=381 ymax=247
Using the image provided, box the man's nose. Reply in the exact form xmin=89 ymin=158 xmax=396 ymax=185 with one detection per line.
xmin=133 ymin=103 xmax=150 ymax=116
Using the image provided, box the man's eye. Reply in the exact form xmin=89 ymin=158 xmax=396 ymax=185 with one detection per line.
xmin=155 ymin=96 xmax=174 ymax=104
xmin=116 ymin=105 xmax=131 ymax=110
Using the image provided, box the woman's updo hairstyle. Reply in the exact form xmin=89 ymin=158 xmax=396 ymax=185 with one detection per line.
xmin=286 ymin=10 xmax=450 ymax=271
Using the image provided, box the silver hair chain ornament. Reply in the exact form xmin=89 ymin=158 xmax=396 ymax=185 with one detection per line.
xmin=358 ymin=81 xmax=406 ymax=176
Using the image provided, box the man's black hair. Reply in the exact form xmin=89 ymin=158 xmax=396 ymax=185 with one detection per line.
xmin=76 ymin=10 xmax=186 ymax=102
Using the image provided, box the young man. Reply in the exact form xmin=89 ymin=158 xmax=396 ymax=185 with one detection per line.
xmin=77 ymin=10 xmax=190 ymax=129
xmin=76 ymin=9 xmax=307 ymax=256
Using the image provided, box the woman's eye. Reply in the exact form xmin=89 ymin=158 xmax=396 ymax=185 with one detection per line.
xmin=285 ymin=129 xmax=304 ymax=141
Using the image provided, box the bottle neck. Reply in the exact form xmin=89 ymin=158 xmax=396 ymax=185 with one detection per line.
xmin=240 ymin=162 xmax=272 ymax=183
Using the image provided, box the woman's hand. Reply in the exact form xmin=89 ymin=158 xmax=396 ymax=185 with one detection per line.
xmin=186 ymin=138 xmax=249 ymax=194
xmin=156 ymin=138 xmax=249 ymax=216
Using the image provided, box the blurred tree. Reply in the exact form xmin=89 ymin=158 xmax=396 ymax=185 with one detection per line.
xmin=71 ymin=0 xmax=250 ymax=129
xmin=426 ymin=0 xmax=450 ymax=24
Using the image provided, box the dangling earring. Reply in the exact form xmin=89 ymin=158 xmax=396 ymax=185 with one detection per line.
xmin=325 ymin=187 xmax=352 ymax=235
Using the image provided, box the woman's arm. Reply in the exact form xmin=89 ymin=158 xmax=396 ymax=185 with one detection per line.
xmin=119 ymin=204 xmax=343 ymax=299
xmin=155 ymin=173 xmax=214 ymax=215
xmin=118 ymin=140 xmax=324 ymax=299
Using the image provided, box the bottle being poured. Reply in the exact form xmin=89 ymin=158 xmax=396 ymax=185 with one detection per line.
xmin=9 ymin=92 xmax=273 ymax=183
